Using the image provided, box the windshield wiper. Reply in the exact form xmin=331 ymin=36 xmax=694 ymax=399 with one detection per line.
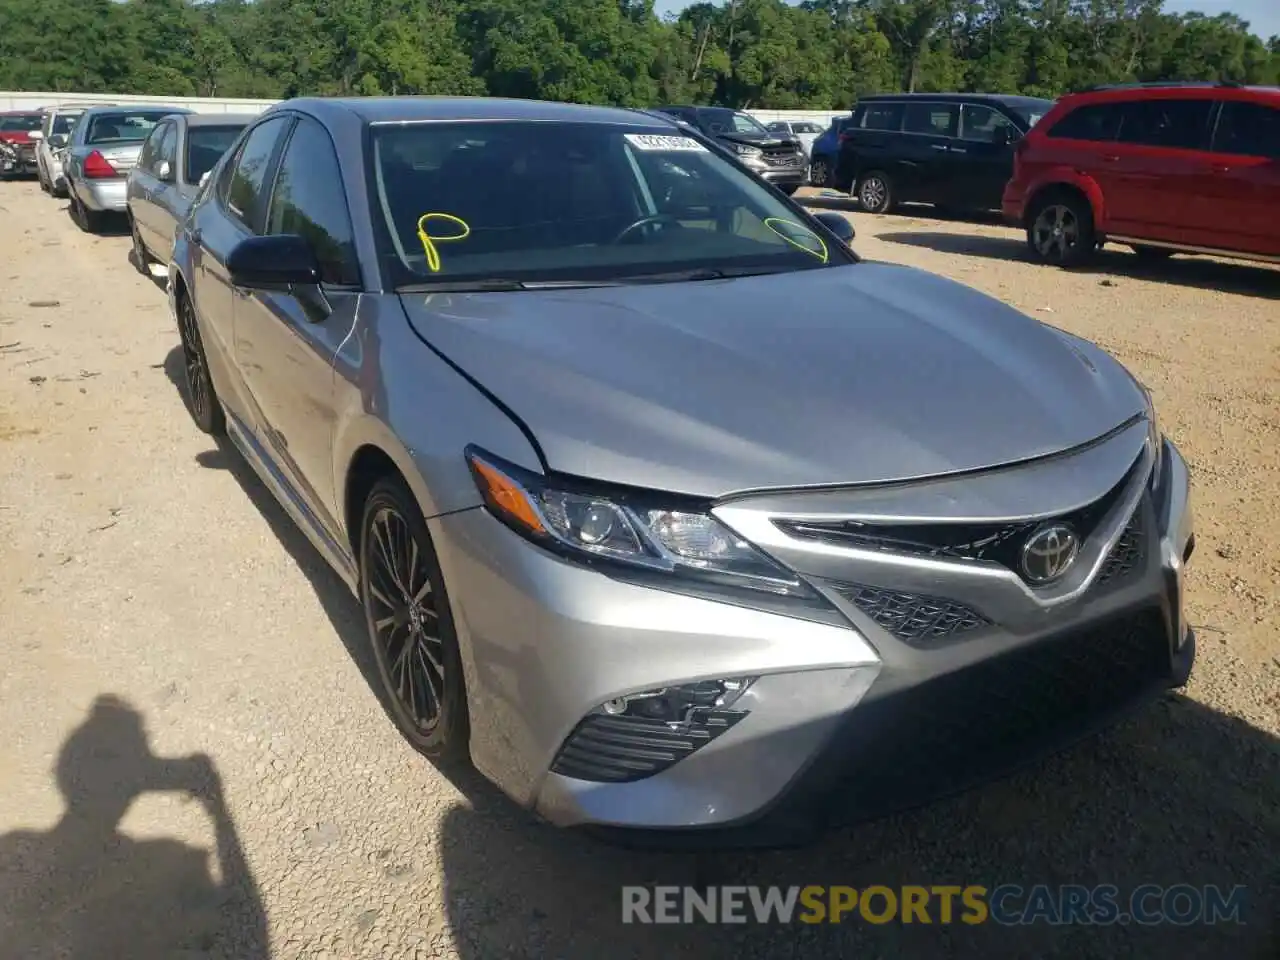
xmin=397 ymin=278 xmax=624 ymax=293
xmin=619 ymin=264 xmax=809 ymax=284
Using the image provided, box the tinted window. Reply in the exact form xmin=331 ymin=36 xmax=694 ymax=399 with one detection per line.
xmin=1047 ymin=103 xmax=1123 ymax=142
xmin=156 ymin=123 xmax=178 ymax=170
xmin=959 ymin=104 xmax=1016 ymax=143
xmin=0 ymin=113 xmax=43 ymax=131
xmin=903 ymin=103 xmax=958 ymax=137
xmin=371 ymin=120 xmax=845 ymax=286
xmin=766 ymin=122 xmax=788 ymax=133
xmin=1117 ymin=99 xmax=1213 ymax=150
xmin=265 ymin=117 xmax=359 ymax=286
xmin=793 ymin=122 xmax=824 ymax=135
xmin=186 ymin=125 xmax=247 ymax=184
xmin=224 ymin=116 xmax=290 ymax=232
xmin=1212 ymin=101 xmax=1280 ymax=159
xmin=85 ymin=111 xmax=175 ymax=145
xmin=861 ymin=103 xmax=904 ymax=131
xmin=696 ymin=108 xmax=769 ymax=135
xmin=51 ymin=112 xmax=82 ymax=136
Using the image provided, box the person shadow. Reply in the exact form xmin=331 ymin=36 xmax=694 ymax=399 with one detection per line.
xmin=0 ymin=695 xmax=269 ymax=960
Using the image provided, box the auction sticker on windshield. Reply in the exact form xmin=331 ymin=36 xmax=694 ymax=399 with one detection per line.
xmin=624 ymin=134 xmax=708 ymax=152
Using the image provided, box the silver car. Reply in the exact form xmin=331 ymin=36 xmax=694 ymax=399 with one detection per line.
xmin=168 ymin=97 xmax=1195 ymax=844
xmin=126 ymin=112 xmax=254 ymax=271
xmin=36 ymin=102 xmax=99 ymax=197
xmin=766 ymin=119 xmax=826 ymax=157
xmin=64 ymin=105 xmax=192 ymax=232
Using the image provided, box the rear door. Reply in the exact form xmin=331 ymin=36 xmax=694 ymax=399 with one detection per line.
xmin=895 ymin=101 xmax=960 ymax=203
xmin=234 ymin=114 xmax=362 ymax=527
xmin=1200 ymin=98 xmax=1280 ymax=257
xmin=1102 ymin=96 xmax=1216 ymax=241
xmin=838 ymin=101 xmax=904 ymax=190
xmin=950 ymin=102 xmax=1021 ymax=209
xmin=134 ymin=121 xmax=177 ymax=254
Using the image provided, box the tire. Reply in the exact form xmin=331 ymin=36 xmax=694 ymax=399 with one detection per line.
xmin=129 ymin=213 xmax=152 ymax=274
xmin=856 ymin=171 xmax=893 ymax=214
xmin=175 ymin=290 xmax=226 ymax=436
xmin=1131 ymin=244 xmax=1174 ymax=260
xmin=1025 ymin=190 xmax=1096 ymax=267
xmin=809 ymin=157 xmax=830 ymax=187
xmin=70 ymin=190 xmax=105 ymax=234
xmin=359 ymin=476 xmax=471 ymax=765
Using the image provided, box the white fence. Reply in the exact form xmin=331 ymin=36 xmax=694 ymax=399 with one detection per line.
xmin=1 ymin=91 xmax=845 ymax=126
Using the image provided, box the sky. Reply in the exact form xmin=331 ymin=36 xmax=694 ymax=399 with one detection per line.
xmin=652 ymin=0 xmax=1280 ymax=43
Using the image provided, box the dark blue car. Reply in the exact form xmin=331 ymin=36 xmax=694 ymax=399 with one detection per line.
xmin=808 ymin=114 xmax=855 ymax=188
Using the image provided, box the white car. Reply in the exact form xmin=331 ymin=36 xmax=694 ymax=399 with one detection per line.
xmin=765 ymin=119 xmax=827 ymax=157
xmin=37 ymin=102 xmax=102 ymax=197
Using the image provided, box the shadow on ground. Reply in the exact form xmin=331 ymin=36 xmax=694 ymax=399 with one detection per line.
xmin=0 ymin=695 xmax=269 ymax=958
xmin=875 ymin=230 xmax=1280 ymax=300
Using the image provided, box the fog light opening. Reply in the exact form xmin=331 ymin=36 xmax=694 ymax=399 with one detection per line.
xmin=1182 ymin=535 xmax=1195 ymax=564
xmin=595 ymin=677 xmax=756 ymax=726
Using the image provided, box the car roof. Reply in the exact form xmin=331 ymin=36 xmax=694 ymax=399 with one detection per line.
xmin=857 ymin=93 xmax=1052 ymax=109
xmin=279 ymin=96 xmax=669 ymax=128
xmin=1060 ymin=82 xmax=1280 ymax=105
xmin=78 ymin=104 xmax=194 ymax=117
xmin=182 ymin=112 xmax=260 ymax=128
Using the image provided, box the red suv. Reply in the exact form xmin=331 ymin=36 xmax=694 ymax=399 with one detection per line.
xmin=1002 ymin=82 xmax=1279 ymax=267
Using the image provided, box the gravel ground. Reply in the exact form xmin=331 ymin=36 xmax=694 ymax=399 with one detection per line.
xmin=0 ymin=181 xmax=1276 ymax=960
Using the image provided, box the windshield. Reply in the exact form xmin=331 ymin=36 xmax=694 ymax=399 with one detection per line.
xmin=696 ymin=108 xmax=769 ymax=136
xmin=52 ymin=112 xmax=82 ymax=135
xmin=86 ymin=111 xmax=175 ymax=145
xmin=370 ymin=120 xmax=846 ymax=288
xmin=0 ymin=114 xmax=43 ymax=132
xmin=793 ymin=122 xmax=824 ymax=135
xmin=186 ymin=125 xmax=245 ymax=183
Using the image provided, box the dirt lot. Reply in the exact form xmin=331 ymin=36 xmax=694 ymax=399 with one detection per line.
xmin=0 ymin=181 xmax=1276 ymax=960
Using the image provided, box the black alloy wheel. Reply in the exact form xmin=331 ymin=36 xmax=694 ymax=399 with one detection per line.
xmin=176 ymin=293 xmax=225 ymax=435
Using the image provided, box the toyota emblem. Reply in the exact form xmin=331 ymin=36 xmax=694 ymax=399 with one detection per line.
xmin=1020 ymin=524 xmax=1079 ymax=584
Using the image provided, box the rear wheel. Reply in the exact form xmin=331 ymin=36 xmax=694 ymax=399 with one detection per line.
xmin=175 ymin=291 xmax=225 ymax=436
xmin=809 ymin=157 xmax=830 ymax=187
xmin=359 ymin=476 xmax=470 ymax=765
xmin=856 ymin=171 xmax=893 ymax=214
xmin=70 ymin=191 xmax=105 ymax=234
xmin=129 ymin=214 xmax=152 ymax=274
xmin=1026 ymin=191 xmax=1096 ymax=267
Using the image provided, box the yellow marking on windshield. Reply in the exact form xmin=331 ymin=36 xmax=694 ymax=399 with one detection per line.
xmin=416 ymin=212 xmax=471 ymax=273
xmin=763 ymin=217 xmax=829 ymax=263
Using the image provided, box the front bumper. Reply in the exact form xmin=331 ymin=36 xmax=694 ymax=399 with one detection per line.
xmin=749 ymin=163 xmax=808 ymax=189
xmin=0 ymin=148 xmax=37 ymax=175
xmin=433 ymin=425 xmax=1194 ymax=843
xmin=74 ymin=177 xmax=128 ymax=212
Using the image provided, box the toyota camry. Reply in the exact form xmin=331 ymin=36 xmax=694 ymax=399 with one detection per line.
xmin=168 ymin=96 xmax=1195 ymax=845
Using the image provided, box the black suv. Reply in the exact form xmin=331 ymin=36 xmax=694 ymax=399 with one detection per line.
xmin=833 ymin=93 xmax=1054 ymax=214
xmin=655 ymin=105 xmax=808 ymax=195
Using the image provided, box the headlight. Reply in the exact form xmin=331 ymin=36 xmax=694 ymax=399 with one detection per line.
xmin=731 ymin=142 xmax=763 ymax=159
xmin=466 ymin=448 xmax=817 ymax=600
xmin=1140 ymin=384 xmax=1164 ymax=490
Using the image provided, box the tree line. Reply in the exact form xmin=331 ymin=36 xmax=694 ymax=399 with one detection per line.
xmin=0 ymin=0 xmax=1276 ymax=110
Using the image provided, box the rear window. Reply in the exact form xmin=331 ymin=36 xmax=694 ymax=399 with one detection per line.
xmin=793 ymin=122 xmax=824 ymax=135
xmin=1212 ymin=100 xmax=1280 ymax=159
xmin=860 ymin=103 xmax=904 ymax=131
xmin=903 ymin=103 xmax=958 ymax=137
xmin=186 ymin=125 xmax=247 ymax=183
xmin=0 ymin=113 xmax=43 ymax=132
xmin=1046 ymin=102 xmax=1123 ymax=142
xmin=52 ymin=112 xmax=82 ymax=135
xmin=86 ymin=111 xmax=175 ymax=145
xmin=1115 ymin=99 xmax=1213 ymax=150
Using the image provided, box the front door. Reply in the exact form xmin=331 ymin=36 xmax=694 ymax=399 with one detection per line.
xmin=949 ymin=103 xmax=1020 ymax=210
xmin=232 ymin=114 xmax=363 ymax=530
xmin=893 ymin=101 xmax=959 ymax=204
xmin=1199 ymin=98 xmax=1280 ymax=257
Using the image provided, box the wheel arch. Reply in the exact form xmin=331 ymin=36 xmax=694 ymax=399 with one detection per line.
xmin=1024 ymin=173 xmax=1105 ymax=233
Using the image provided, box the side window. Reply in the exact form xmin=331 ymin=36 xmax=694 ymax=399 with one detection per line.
xmin=1047 ymin=103 xmax=1123 ymax=142
xmin=903 ymin=102 xmax=959 ymax=138
xmin=224 ymin=116 xmax=291 ymax=233
xmin=766 ymin=122 xmax=788 ymax=134
xmin=1116 ymin=99 xmax=1213 ymax=150
xmin=861 ymin=103 xmax=904 ymax=131
xmin=137 ymin=124 xmax=163 ymax=172
xmin=959 ymin=104 xmax=1016 ymax=143
xmin=265 ymin=117 xmax=359 ymax=286
xmin=155 ymin=123 xmax=178 ymax=173
xmin=1212 ymin=101 xmax=1280 ymax=159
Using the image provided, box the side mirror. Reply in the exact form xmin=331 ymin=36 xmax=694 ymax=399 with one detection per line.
xmin=993 ymin=126 xmax=1018 ymax=147
xmin=48 ymin=133 xmax=67 ymax=148
xmin=227 ymin=234 xmax=321 ymax=289
xmin=29 ymin=130 xmax=44 ymax=141
xmin=157 ymin=160 xmax=173 ymax=182
xmin=812 ymin=211 xmax=856 ymax=244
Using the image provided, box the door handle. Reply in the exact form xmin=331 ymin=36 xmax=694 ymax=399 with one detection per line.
xmin=949 ymin=147 xmax=968 ymax=154
xmin=1207 ymin=164 xmax=1231 ymax=174
xmin=930 ymin=144 xmax=948 ymax=151
xmin=1101 ymin=154 xmax=1121 ymax=162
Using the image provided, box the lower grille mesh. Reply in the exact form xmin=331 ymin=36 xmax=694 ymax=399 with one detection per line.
xmin=1097 ymin=510 xmax=1146 ymax=587
xmin=834 ymin=584 xmax=988 ymax=645
xmin=796 ymin=608 xmax=1172 ymax=826
xmin=551 ymin=710 xmax=745 ymax=784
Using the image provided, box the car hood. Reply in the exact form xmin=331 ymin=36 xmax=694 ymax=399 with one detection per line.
xmin=717 ymin=131 xmax=798 ymax=150
xmin=399 ymin=263 xmax=1146 ymax=498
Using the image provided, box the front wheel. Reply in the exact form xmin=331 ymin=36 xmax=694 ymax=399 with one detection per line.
xmin=1026 ymin=192 xmax=1096 ymax=267
xmin=856 ymin=171 xmax=894 ymax=214
xmin=809 ymin=158 xmax=830 ymax=187
xmin=359 ymin=477 xmax=471 ymax=765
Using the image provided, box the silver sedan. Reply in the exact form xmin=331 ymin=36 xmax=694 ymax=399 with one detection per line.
xmin=168 ymin=96 xmax=1195 ymax=845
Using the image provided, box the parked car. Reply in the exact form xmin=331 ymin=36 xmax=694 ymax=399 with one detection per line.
xmin=0 ymin=110 xmax=46 ymax=178
xmin=126 ymin=112 xmax=255 ymax=271
xmin=808 ymin=114 xmax=856 ymax=187
xmin=168 ymin=95 xmax=1193 ymax=844
xmin=36 ymin=102 xmax=100 ymax=196
xmin=655 ymin=105 xmax=808 ymax=194
xmin=1003 ymin=81 xmax=1280 ymax=267
xmin=765 ymin=119 xmax=827 ymax=157
xmin=833 ymin=92 xmax=1054 ymax=214
xmin=63 ymin=105 xmax=193 ymax=232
